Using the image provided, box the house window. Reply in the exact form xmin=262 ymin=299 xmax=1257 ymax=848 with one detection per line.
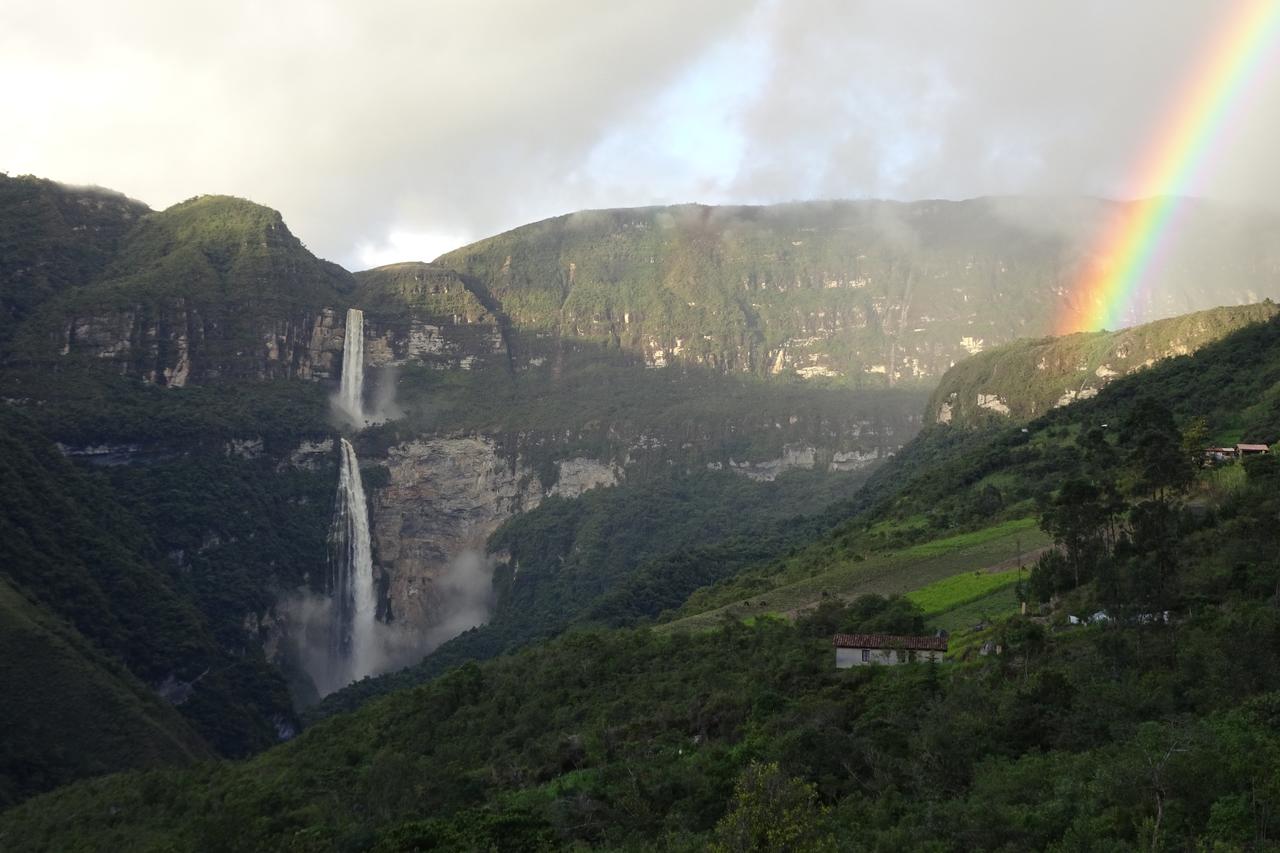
xmin=901 ymin=650 xmax=912 ymax=663
xmin=861 ymin=649 xmax=870 ymax=662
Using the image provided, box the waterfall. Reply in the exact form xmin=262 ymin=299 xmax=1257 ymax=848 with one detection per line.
xmin=338 ymin=308 xmax=365 ymax=425
xmin=328 ymin=437 xmax=377 ymax=686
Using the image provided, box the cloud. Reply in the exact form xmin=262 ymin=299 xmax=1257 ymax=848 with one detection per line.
xmin=356 ymin=230 xmax=470 ymax=268
xmin=0 ymin=0 xmax=755 ymax=266
xmin=281 ymin=548 xmax=497 ymax=699
xmin=726 ymin=1 xmax=1280 ymax=207
xmin=3 ymin=1 xmax=1278 ymax=270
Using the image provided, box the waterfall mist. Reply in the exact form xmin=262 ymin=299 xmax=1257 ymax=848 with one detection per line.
xmin=366 ymin=364 xmax=404 ymax=425
xmin=284 ymin=547 xmax=497 ymax=700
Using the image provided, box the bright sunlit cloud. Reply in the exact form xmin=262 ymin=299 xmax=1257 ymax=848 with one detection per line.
xmin=3 ymin=1 xmax=1277 ymax=269
xmin=355 ymin=230 xmax=472 ymax=270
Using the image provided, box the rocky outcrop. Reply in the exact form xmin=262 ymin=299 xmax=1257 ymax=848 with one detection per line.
xmin=370 ymin=437 xmax=620 ymax=630
xmin=286 ymin=438 xmax=336 ymax=470
xmin=59 ymin=302 xmax=348 ymax=384
xmin=706 ymin=443 xmax=889 ymax=481
xmin=550 ymin=457 xmax=622 ymax=496
xmin=356 ymin=263 xmax=510 ymax=373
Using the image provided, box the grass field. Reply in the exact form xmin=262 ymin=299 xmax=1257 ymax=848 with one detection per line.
xmin=906 ymin=567 xmax=1024 ymax=615
xmin=930 ymin=584 xmax=1024 ymax=633
xmin=659 ymin=517 xmax=1048 ymax=633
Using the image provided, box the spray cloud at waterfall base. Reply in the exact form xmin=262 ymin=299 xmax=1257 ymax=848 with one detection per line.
xmin=283 ymin=548 xmax=498 ymax=699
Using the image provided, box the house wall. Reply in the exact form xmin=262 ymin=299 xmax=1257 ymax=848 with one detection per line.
xmin=835 ymin=647 xmax=945 ymax=668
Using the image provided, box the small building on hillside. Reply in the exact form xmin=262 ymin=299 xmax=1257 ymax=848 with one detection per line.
xmin=833 ymin=633 xmax=948 ymax=668
xmin=1203 ymin=444 xmax=1269 ymax=465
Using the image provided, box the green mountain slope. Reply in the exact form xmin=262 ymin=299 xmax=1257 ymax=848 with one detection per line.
xmin=309 ymin=463 xmax=884 ymax=719
xmin=0 ymin=407 xmax=304 ymax=779
xmin=0 ymin=576 xmax=211 ymax=810
xmin=675 ymin=312 xmax=1280 ymax=623
xmin=11 ymin=194 xmax=355 ymax=383
xmin=438 ymin=197 xmax=1280 ymax=385
xmin=0 ymin=174 xmax=150 ymax=343
xmin=7 ymin=442 xmax=1280 ymax=851
xmin=928 ymin=301 xmax=1280 ymax=427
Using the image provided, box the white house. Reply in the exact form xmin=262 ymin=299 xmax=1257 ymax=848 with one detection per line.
xmin=833 ymin=633 xmax=949 ymax=668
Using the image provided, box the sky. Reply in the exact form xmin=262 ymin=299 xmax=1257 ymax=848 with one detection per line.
xmin=3 ymin=0 xmax=1278 ymax=270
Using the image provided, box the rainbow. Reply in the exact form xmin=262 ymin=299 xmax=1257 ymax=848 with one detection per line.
xmin=1058 ymin=1 xmax=1280 ymax=335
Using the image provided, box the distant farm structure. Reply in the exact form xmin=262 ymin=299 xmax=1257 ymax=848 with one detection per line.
xmin=1204 ymin=443 xmax=1270 ymax=464
xmin=834 ymin=633 xmax=948 ymax=667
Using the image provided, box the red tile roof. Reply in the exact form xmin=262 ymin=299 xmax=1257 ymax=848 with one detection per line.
xmin=832 ymin=633 xmax=949 ymax=651
xmin=1237 ymin=444 xmax=1270 ymax=452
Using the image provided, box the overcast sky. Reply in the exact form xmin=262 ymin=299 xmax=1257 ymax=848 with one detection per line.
xmin=3 ymin=1 xmax=1278 ymax=269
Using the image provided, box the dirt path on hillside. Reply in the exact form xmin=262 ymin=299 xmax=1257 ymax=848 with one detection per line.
xmin=983 ymin=545 xmax=1051 ymax=573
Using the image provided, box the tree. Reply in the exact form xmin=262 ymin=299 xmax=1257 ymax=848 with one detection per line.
xmin=710 ymin=762 xmax=835 ymax=853
xmin=1129 ymin=429 xmax=1194 ymax=501
xmin=1040 ymin=479 xmax=1112 ymax=588
xmin=1180 ymin=416 xmax=1210 ymax=471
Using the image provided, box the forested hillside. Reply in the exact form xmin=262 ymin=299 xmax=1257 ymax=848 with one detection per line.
xmin=0 ymin=174 xmax=149 ymax=343
xmin=928 ymin=301 xmax=1280 ymax=427
xmin=669 ymin=312 xmax=1280 ymax=627
xmin=0 ymin=575 xmax=211 ymax=811
xmin=6 ymin=312 xmax=1280 ymax=848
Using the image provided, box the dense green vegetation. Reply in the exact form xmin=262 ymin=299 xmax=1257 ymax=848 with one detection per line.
xmin=353 ymin=263 xmax=490 ymax=319
xmin=659 ymin=314 xmax=1280 ymax=637
xmin=0 ymin=407 xmax=220 ymax=688
xmin=357 ymin=343 xmax=925 ymax=471
xmin=0 ymin=366 xmax=332 ymax=447
xmin=56 ymin=194 xmax=353 ymax=311
xmin=0 ymin=174 xmax=149 ymax=344
xmin=0 ymin=407 xmax=314 ymax=797
xmin=10 ymin=307 xmax=1280 ymax=849
xmin=928 ymin=301 xmax=1280 ymax=427
xmin=310 ymin=464 xmax=877 ymax=720
xmin=8 ymin=193 xmax=354 ymax=384
xmin=7 ymin=437 xmax=1280 ymax=849
xmin=0 ymin=576 xmax=211 ymax=810
xmin=663 ymin=518 xmax=1046 ymax=632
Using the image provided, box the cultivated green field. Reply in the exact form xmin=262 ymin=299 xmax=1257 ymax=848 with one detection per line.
xmin=659 ymin=518 xmax=1048 ymax=632
xmin=906 ymin=566 xmax=1025 ymax=615
xmin=929 ymin=583 xmax=1024 ymax=633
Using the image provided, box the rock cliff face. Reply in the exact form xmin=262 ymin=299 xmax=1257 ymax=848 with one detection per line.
xmin=19 ymin=194 xmax=355 ymax=381
xmin=369 ymin=437 xmax=620 ymax=630
xmin=927 ymin=302 xmax=1280 ymax=427
xmin=60 ymin=303 xmax=348 ymax=385
xmin=355 ymin=263 xmax=509 ymax=372
xmin=706 ymin=441 xmax=888 ymax=481
xmin=437 ymin=198 xmax=1280 ymax=385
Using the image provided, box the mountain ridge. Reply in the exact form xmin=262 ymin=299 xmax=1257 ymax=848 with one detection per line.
xmin=927 ymin=301 xmax=1280 ymax=427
